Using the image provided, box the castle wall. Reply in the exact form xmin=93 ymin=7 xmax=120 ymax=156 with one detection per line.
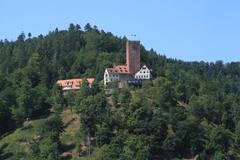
xmin=119 ymin=73 xmax=133 ymax=81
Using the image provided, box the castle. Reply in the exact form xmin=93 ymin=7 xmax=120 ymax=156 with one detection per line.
xmin=104 ymin=41 xmax=151 ymax=86
xmin=57 ymin=41 xmax=151 ymax=91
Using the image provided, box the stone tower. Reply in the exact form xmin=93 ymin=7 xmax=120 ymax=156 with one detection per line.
xmin=126 ymin=41 xmax=140 ymax=74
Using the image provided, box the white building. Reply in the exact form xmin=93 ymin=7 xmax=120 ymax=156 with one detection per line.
xmin=104 ymin=65 xmax=132 ymax=85
xmin=103 ymin=41 xmax=152 ymax=86
xmin=104 ymin=69 xmax=120 ymax=85
xmin=134 ymin=65 xmax=152 ymax=80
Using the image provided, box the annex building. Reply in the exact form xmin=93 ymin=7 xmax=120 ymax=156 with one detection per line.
xmin=57 ymin=78 xmax=94 ymax=91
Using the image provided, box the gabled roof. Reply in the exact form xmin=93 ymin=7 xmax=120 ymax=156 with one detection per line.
xmin=57 ymin=78 xmax=95 ymax=90
xmin=106 ymin=65 xmax=129 ymax=74
xmin=140 ymin=65 xmax=150 ymax=70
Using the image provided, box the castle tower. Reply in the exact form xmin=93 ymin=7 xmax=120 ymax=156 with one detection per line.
xmin=126 ymin=41 xmax=140 ymax=74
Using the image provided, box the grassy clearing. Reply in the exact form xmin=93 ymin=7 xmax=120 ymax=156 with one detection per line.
xmin=60 ymin=109 xmax=83 ymax=159
xmin=0 ymin=118 xmax=46 ymax=159
xmin=0 ymin=109 xmax=84 ymax=159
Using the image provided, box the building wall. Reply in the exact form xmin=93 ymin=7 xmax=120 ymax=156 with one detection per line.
xmin=104 ymin=69 xmax=120 ymax=85
xmin=135 ymin=66 xmax=151 ymax=80
xmin=126 ymin=41 xmax=140 ymax=75
xmin=104 ymin=69 xmax=134 ymax=85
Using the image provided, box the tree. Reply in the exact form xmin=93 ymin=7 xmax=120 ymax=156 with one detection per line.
xmin=189 ymin=95 xmax=223 ymax=124
xmin=13 ymin=32 xmax=26 ymax=67
xmin=75 ymin=24 xmax=81 ymax=31
xmin=16 ymin=79 xmax=50 ymax=120
xmin=68 ymin=23 xmax=75 ymax=32
xmin=121 ymin=135 xmax=151 ymax=160
xmin=0 ymin=100 xmax=14 ymax=136
xmin=163 ymin=117 xmax=205 ymax=158
xmin=77 ymin=93 xmax=108 ymax=136
xmin=84 ymin=23 xmax=92 ymax=32
xmin=169 ymin=107 xmax=187 ymax=131
xmin=206 ymin=126 xmax=234 ymax=154
xmin=97 ymin=134 xmax=125 ymax=160
xmin=28 ymin=33 xmax=32 ymax=39
xmin=79 ymin=78 xmax=91 ymax=97
xmin=96 ymin=124 xmax=114 ymax=147
xmin=31 ymin=114 xmax=63 ymax=160
xmin=212 ymin=151 xmax=226 ymax=160
xmin=25 ymin=52 xmax=41 ymax=87
xmin=51 ymin=84 xmax=65 ymax=113
xmin=152 ymin=77 xmax=177 ymax=111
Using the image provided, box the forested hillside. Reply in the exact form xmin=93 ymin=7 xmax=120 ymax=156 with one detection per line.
xmin=1 ymin=23 xmax=240 ymax=159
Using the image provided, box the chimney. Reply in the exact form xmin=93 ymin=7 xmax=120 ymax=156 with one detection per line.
xmin=126 ymin=41 xmax=140 ymax=74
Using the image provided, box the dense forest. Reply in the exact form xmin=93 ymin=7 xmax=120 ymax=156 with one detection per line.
xmin=1 ymin=23 xmax=240 ymax=159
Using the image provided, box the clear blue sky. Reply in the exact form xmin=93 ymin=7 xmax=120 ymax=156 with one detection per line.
xmin=1 ymin=0 xmax=240 ymax=62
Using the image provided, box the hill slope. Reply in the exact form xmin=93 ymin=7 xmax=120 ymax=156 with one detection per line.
xmin=1 ymin=23 xmax=240 ymax=159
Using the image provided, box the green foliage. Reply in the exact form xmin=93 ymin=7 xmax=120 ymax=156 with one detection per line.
xmin=163 ymin=117 xmax=205 ymax=158
xmin=2 ymin=23 xmax=240 ymax=159
xmin=51 ymin=84 xmax=65 ymax=113
xmin=122 ymin=135 xmax=151 ymax=160
xmin=206 ymin=126 xmax=234 ymax=153
xmin=0 ymin=100 xmax=14 ymax=135
xmin=76 ymin=93 xmax=108 ymax=136
xmin=31 ymin=114 xmax=64 ymax=160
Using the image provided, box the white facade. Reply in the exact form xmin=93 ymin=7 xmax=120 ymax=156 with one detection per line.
xmin=104 ymin=65 xmax=152 ymax=86
xmin=104 ymin=69 xmax=120 ymax=85
xmin=134 ymin=65 xmax=151 ymax=80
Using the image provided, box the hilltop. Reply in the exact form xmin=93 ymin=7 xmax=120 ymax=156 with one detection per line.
xmin=1 ymin=23 xmax=240 ymax=159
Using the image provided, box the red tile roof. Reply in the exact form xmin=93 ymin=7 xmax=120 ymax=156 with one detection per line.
xmin=107 ymin=65 xmax=129 ymax=74
xmin=57 ymin=78 xmax=95 ymax=91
